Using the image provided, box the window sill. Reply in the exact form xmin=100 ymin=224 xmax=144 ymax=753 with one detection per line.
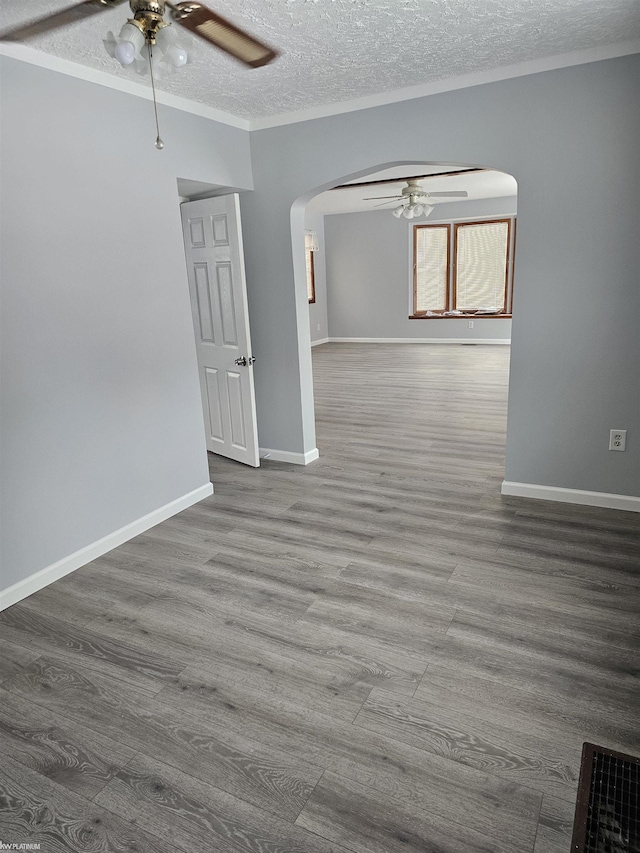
xmin=409 ymin=313 xmax=512 ymax=320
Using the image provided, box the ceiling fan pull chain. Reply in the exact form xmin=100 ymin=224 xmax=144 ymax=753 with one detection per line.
xmin=147 ymin=40 xmax=164 ymax=149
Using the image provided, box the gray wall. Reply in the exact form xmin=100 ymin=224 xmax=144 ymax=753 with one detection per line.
xmin=2 ymin=52 xmax=639 ymax=595
xmin=242 ymin=53 xmax=640 ymax=497
xmin=0 ymin=57 xmax=253 ymax=590
xmin=324 ymin=196 xmax=516 ymax=340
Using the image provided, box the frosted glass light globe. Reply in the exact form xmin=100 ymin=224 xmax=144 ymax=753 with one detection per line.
xmin=113 ymin=22 xmax=144 ymax=66
xmin=114 ymin=40 xmax=136 ymax=66
xmin=167 ymin=45 xmax=188 ymax=67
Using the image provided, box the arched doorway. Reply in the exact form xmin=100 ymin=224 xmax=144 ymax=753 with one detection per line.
xmin=292 ymin=161 xmax=518 ymax=460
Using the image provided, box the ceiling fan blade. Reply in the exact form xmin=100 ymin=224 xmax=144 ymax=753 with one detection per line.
xmin=0 ymin=0 xmax=127 ymax=42
xmin=168 ymin=2 xmax=278 ymax=68
xmin=373 ymin=200 xmax=400 ymax=208
xmin=427 ymin=191 xmax=469 ymax=198
xmin=363 ymin=195 xmax=403 ymax=201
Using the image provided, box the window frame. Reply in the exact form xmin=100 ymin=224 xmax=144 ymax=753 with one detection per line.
xmin=410 ymin=216 xmax=515 ymax=319
xmin=306 ymin=247 xmax=316 ymax=304
xmin=412 ymin=223 xmax=451 ymax=316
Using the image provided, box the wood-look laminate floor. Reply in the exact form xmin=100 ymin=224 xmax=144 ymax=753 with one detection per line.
xmin=1 ymin=343 xmax=639 ymax=853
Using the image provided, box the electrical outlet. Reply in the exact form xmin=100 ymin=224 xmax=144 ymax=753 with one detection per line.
xmin=609 ymin=429 xmax=627 ymax=451
xmin=468 ymin=321 xmax=474 ymax=329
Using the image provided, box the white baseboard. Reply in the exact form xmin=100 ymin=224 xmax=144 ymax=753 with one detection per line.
xmin=327 ymin=337 xmax=511 ymax=345
xmin=501 ymin=481 xmax=640 ymax=513
xmin=260 ymin=447 xmax=319 ymax=465
xmin=0 ymin=483 xmax=214 ymax=611
xmin=311 ymin=337 xmax=330 ymax=347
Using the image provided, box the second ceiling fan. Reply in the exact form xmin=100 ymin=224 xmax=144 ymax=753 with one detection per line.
xmin=365 ymin=179 xmax=468 ymax=219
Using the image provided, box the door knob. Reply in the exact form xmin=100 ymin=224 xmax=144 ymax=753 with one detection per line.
xmin=234 ymin=356 xmax=248 ymax=366
xmin=248 ymin=356 xmax=256 ymax=365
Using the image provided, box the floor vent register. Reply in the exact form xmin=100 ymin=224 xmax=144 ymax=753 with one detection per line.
xmin=572 ymin=743 xmax=640 ymax=853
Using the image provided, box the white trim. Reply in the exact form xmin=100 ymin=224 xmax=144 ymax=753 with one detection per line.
xmin=250 ymin=40 xmax=640 ymax=129
xmin=0 ymin=483 xmax=214 ymax=611
xmin=501 ymin=481 xmax=640 ymax=513
xmin=260 ymin=447 xmax=319 ymax=465
xmin=2 ymin=38 xmax=638 ymax=131
xmin=327 ymin=337 xmax=510 ymax=345
xmin=0 ymin=43 xmax=250 ymax=130
xmin=311 ymin=337 xmax=330 ymax=347
xmin=426 ymin=204 xmax=518 ymax=226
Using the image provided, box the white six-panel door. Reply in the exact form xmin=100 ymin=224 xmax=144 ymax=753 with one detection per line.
xmin=181 ymin=195 xmax=259 ymax=467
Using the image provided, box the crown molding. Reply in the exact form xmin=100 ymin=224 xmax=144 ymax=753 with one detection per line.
xmin=0 ymin=42 xmax=250 ymax=130
xmin=248 ymin=39 xmax=640 ymax=130
xmin=2 ymin=37 xmax=639 ymax=133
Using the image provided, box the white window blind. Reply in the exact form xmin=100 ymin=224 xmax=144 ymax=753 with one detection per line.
xmin=455 ymin=220 xmax=509 ymax=312
xmin=414 ymin=225 xmax=449 ymax=313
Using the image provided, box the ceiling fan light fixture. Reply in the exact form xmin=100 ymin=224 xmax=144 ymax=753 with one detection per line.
xmin=4 ymin=0 xmax=278 ymax=150
xmin=155 ymin=23 xmax=189 ymax=67
xmin=402 ymin=206 xmax=415 ymax=219
xmin=392 ymin=205 xmax=404 ymax=218
xmin=112 ymin=20 xmax=146 ymax=66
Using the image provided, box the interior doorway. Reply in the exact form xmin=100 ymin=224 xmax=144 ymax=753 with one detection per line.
xmin=302 ymin=162 xmax=517 ymax=348
xmin=296 ymin=160 xmax=518 ymax=469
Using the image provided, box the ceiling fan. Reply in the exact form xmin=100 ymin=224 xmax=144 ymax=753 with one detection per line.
xmin=0 ymin=0 xmax=279 ymax=146
xmin=365 ymin=180 xmax=468 ymax=219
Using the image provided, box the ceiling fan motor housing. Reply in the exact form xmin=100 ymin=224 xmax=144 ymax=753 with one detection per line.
xmin=130 ymin=0 xmax=165 ymax=13
xmin=129 ymin=0 xmax=167 ymax=41
xmin=402 ymin=180 xmax=426 ymax=198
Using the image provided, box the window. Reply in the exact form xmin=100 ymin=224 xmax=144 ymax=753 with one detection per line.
xmin=412 ymin=218 xmax=514 ymax=318
xmin=305 ymin=230 xmax=318 ymax=304
xmin=306 ymin=247 xmax=316 ymax=304
xmin=413 ymin=225 xmax=450 ymax=314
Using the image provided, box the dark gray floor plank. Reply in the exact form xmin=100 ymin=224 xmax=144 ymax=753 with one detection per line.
xmin=354 ymin=686 xmax=579 ymax=799
xmin=0 ymin=637 xmax=40 ymax=684
xmin=417 ymin=624 xmax=639 ymax=737
xmin=4 ymin=655 xmax=323 ymax=822
xmin=368 ymin=528 xmax=504 ymax=564
xmin=296 ymin=580 xmax=455 ymax=657
xmin=85 ymin=595 xmax=376 ymax=722
xmin=445 ymin=609 xmax=640 ymax=697
xmin=0 ymin=602 xmax=183 ymax=694
xmin=295 ymin=770 xmax=535 ymax=853
xmin=86 ymin=592 xmax=425 ymax=697
xmin=108 ymin=531 xmax=216 ymax=566
xmin=448 ymin=556 xmax=640 ymax=621
xmin=17 ymin=568 xmax=157 ymax=629
xmin=415 ymin=664 xmax=640 ymax=755
xmin=533 ymin=794 xmax=576 ymax=853
xmin=340 ymin=557 xmax=640 ymax=652
xmin=155 ymin=665 xmax=543 ymax=849
xmin=211 ymin=538 xmax=346 ymax=580
xmin=0 ymin=686 xmax=136 ymax=799
xmin=95 ymin=753 xmax=353 ymax=853
xmin=0 ymin=752 xmax=183 ymax=853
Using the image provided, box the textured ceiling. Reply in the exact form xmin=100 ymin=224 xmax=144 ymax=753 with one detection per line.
xmin=2 ymin=0 xmax=640 ymax=120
